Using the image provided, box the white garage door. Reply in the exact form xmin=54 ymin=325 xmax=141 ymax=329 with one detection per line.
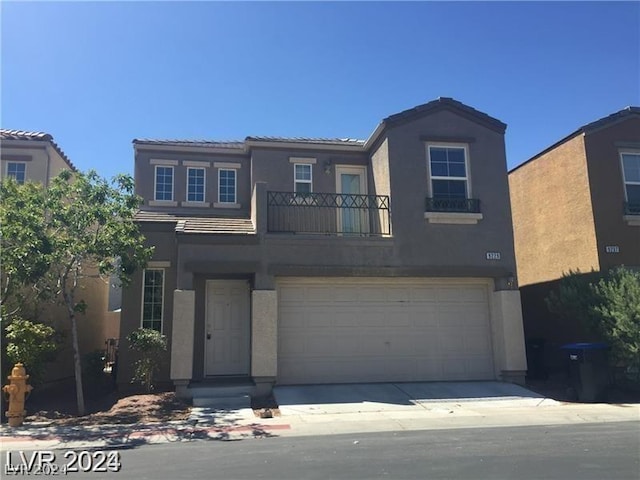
xmin=277 ymin=278 xmax=495 ymax=385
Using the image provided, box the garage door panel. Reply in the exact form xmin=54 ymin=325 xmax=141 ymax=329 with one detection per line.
xmin=277 ymin=278 xmax=494 ymax=384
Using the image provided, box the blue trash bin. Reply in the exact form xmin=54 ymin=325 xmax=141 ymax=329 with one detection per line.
xmin=561 ymin=342 xmax=610 ymax=402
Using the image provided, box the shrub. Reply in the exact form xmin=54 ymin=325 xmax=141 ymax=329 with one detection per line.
xmin=5 ymin=317 xmax=59 ymax=384
xmin=126 ymin=328 xmax=167 ymax=392
xmin=547 ymin=267 xmax=640 ymax=378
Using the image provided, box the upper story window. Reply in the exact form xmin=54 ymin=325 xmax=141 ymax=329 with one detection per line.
xmin=141 ymin=269 xmax=164 ymax=332
xmin=428 ymin=145 xmax=468 ymax=199
xmin=187 ymin=167 xmax=205 ymax=202
xmin=294 ymin=164 xmax=313 ymax=193
xmin=218 ymin=169 xmax=236 ymax=204
xmin=424 ymin=143 xmax=481 ymax=223
xmin=155 ymin=166 xmax=174 ymax=201
xmin=621 ymin=152 xmax=640 ymax=208
xmin=6 ymin=162 xmax=26 ymax=184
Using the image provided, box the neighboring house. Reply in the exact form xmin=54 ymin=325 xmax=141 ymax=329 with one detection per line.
xmin=119 ymin=97 xmax=528 ymax=397
xmin=0 ymin=129 xmax=120 ymax=370
xmin=508 ymin=107 xmax=640 ymax=372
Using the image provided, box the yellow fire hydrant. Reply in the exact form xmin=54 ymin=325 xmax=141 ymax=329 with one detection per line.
xmin=3 ymin=363 xmax=33 ymax=427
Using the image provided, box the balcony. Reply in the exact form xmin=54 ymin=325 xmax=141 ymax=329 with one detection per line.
xmin=267 ymin=191 xmax=391 ymax=236
xmin=424 ymin=197 xmax=482 ymax=224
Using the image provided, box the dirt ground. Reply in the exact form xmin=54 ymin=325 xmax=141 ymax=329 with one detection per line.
xmin=15 ymin=378 xmax=280 ymax=426
xmin=24 ymin=388 xmax=191 ymax=426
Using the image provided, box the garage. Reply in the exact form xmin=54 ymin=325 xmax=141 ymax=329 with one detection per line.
xmin=277 ymin=277 xmax=495 ymax=385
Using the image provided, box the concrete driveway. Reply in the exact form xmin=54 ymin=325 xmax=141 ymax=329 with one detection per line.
xmin=273 ymin=381 xmax=555 ymax=415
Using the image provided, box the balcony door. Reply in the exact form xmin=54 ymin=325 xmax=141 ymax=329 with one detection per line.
xmin=336 ymin=166 xmax=368 ymax=234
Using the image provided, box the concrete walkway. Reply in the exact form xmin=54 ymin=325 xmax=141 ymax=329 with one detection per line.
xmin=1 ymin=382 xmax=638 ymax=450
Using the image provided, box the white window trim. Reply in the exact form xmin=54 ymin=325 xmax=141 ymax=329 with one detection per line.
xmin=140 ymin=268 xmax=165 ymax=333
xmin=186 ymin=167 xmax=206 ymax=203
xmin=620 ymin=150 xmax=640 ymax=227
xmin=289 ymin=157 xmax=317 ymax=164
xmin=426 ymin=143 xmax=472 ymax=198
xmin=218 ymin=168 xmax=237 ymax=204
xmin=154 ymin=165 xmax=174 ymax=202
xmin=214 ymin=162 xmax=242 ymax=169
xmin=183 ymin=160 xmax=211 ymax=168
xmin=150 ymin=159 xmax=179 ymax=166
xmin=424 ymin=211 xmax=483 ymax=224
xmin=620 ymin=150 xmax=640 ymax=202
xmin=148 ymin=261 xmax=171 ymax=268
xmin=5 ymin=161 xmax=27 ymax=183
xmin=294 ymin=163 xmax=313 ymax=193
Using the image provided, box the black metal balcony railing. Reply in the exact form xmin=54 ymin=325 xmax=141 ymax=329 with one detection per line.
xmin=624 ymin=201 xmax=640 ymax=215
xmin=425 ymin=197 xmax=481 ymax=213
xmin=267 ymin=191 xmax=391 ymax=235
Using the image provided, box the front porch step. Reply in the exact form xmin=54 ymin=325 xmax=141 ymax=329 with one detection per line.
xmin=192 ymin=394 xmax=251 ymax=409
xmin=188 ymin=384 xmax=255 ymax=399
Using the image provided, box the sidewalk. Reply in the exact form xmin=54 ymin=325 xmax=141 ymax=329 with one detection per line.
xmin=1 ymin=397 xmax=638 ymax=451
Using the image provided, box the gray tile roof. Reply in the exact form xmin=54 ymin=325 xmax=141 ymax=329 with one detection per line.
xmin=383 ymin=97 xmax=507 ymax=133
xmin=135 ymin=210 xmax=255 ymax=235
xmin=0 ymin=129 xmax=76 ymax=170
xmin=510 ymin=105 xmax=640 ymax=174
xmin=580 ymin=106 xmax=640 ymax=133
xmin=245 ymin=136 xmax=365 ymax=146
xmin=133 ymin=138 xmax=245 ymax=149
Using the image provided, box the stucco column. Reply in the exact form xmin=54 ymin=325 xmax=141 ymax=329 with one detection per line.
xmin=170 ymin=289 xmax=195 ymax=398
xmin=251 ymin=289 xmax=277 ymax=396
xmin=490 ymin=290 xmax=528 ymax=385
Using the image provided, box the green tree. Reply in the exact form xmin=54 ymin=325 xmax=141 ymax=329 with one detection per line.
xmin=126 ymin=328 xmax=168 ymax=393
xmin=547 ymin=267 xmax=640 ymax=376
xmin=0 ymin=180 xmax=51 ymax=311
xmin=1 ymin=170 xmax=153 ymax=415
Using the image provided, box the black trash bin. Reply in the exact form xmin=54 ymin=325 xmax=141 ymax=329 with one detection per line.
xmin=561 ymin=342 xmax=610 ymax=402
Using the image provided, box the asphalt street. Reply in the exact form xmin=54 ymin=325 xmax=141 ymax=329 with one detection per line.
xmin=3 ymin=422 xmax=639 ymax=480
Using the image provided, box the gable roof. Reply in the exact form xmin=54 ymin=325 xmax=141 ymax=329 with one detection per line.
xmin=382 ymin=97 xmax=507 ymax=134
xmin=0 ymin=129 xmax=76 ymax=171
xmin=509 ymin=106 xmax=640 ymax=174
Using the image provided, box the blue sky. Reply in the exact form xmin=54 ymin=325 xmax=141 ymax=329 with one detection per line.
xmin=2 ymin=2 xmax=639 ymax=180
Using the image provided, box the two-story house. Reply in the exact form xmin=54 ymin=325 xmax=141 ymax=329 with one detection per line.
xmin=0 ymin=129 xmax=120 ymax=375
xmin=509 ymin=107 xmax=640 ymax=372
xmin=119 ymin=97 xmax=528 ymax=398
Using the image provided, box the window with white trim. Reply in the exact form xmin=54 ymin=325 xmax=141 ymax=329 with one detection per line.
xmin=187 ymin=167 xmax=205 ymax=202
xmin=621 ymin=152 xmax=640 ymax=205
xmin=141 ymin=269 xmax=164 ymax=332
xmin=155 ymin=166 xmax=174 ymax=201
xmin=218 ymin=169 xmax=236 ymax=203
xmin=428 ymin=145 xmax=468 ymax=199
xmin=294 ymin=164 xmax=312 ymax=193
xmin=6 ymin=162 xmax=26 ymax=184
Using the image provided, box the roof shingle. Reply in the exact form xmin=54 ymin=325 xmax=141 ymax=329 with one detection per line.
xmin=135 ymin=210 xmax=255 ymax=235
xmin=0 ymin=129 xmax=76 ymax=171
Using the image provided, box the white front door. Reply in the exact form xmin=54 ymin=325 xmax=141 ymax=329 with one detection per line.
xmin=204 ymin=280 xmax=251 ymax=376
xmin=336 ymin=166 xmax=368 ymax=234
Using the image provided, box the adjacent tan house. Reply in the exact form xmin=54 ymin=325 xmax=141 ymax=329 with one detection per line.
xmin=0 ymin=129 xmax=120 ymax=372
xmin=119 ymin=97 xmax=528 ymax=398
xmin=508 ymin=107 xmax=640 ymax=370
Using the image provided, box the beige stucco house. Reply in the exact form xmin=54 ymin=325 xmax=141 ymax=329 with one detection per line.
xmin=508 ymin=107 xmax=640 ymax=372
xmin=1 ymin=129 xmax=120 ymax=375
